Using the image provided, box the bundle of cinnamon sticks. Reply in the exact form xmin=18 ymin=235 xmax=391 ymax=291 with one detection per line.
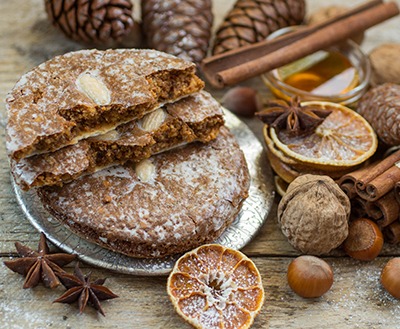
xmin=338 ymin=149 xmax=400 ymax=244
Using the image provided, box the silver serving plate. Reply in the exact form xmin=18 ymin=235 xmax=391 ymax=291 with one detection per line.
xmin=12 ymin=109 xmax=275 ymax=276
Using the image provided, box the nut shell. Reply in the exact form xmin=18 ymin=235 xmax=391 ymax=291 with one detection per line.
xmin=278 ymin=174 xmax=350 ymax=255
xmin=369 ymin=43 xmax=400 ymax=85
xmin=343 ymin=218 xmax=383 ymax=261
xmin=287 ymin=255 xmax=333 ymax=298
xmin=222 ymin=87 xmax=263 ymax=117
xmin=381 ymin=258 xmax=400 ymax=299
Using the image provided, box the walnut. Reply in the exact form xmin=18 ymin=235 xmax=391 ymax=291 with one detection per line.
xmin=278 ymin=174 xmax=350 ymax=255
xmin=307 ymin=6 xmax=364 ymax=45
xmin=369 ymin=43 xmax=400 ymax=85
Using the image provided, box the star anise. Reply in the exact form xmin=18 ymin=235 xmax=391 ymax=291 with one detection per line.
xmin=54 ymin=262 xmax=119 ymax=316
xmin=255 ymin=95 xmax=332 ymax=135
xmin=4 ymin=232 xmax=77 ymax=289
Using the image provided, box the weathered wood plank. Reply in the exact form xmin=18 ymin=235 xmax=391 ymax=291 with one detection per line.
xmin=1 ymin=257 xmax=399 ymax=328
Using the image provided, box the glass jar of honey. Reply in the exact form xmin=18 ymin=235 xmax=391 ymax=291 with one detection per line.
xmin=261 ymin=26 xmax=371 ymax=106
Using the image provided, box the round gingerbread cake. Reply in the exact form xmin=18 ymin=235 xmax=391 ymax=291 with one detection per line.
xmin=37 ymin=126 xmax=250 ymax=258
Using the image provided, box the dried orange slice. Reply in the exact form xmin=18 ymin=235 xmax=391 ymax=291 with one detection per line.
xmin=269 ymin=101 xmax=377 ymax=169
xmin=167 ymin=244 xmax=264 ymax=329
xmin=274 ymin=175 xmax=289 ymax=197
xmin=263 ymin=125 xmax=356 ymax=183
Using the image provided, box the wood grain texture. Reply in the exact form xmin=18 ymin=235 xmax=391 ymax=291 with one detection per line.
xmin=1 ymin=258 xmax=400 ymax=328
xmin=1 ymin=0 xmax=400 ymax=328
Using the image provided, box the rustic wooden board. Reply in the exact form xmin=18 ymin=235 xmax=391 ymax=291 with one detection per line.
xmin=1 ymin=0 xmax=400 ymax=328
xmin=1 ymin=257 xmax=400 ymax=328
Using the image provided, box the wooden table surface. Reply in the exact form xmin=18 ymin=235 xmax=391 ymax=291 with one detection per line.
xmin=1 ymin=0 xmax=400 ymax=328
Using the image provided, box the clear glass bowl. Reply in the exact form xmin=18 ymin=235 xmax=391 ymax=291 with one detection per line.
xmin=261 ymin=26 xmax=371 ymax=106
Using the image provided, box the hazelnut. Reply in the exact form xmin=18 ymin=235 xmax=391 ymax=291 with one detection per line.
xmin=278 ymin=174 xmax=350 ymax=255
xmin=381 ymin=258 xmax=400 ymax=299
xmin=221 ymin=86 xmax=263 ymax=117
xmin=287 ymin=255 xmax=333 ymax=298
xmin=343 ymin=218 xmax=383 ymax=261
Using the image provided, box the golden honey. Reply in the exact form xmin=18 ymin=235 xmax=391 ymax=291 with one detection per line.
xmin=278 ymin=51 xmax=359 ymax=96
xmin=261 ymin=27 xmax=370 ymax=106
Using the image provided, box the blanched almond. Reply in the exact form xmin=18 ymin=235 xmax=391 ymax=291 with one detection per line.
xmin=89 ymin=130 xmax=119 ymax=141
xmin=77 ymin=74 xmax=110 ymax=105
xmin=135 ymin=159 xmax=154 ymax=182
xmin=140 ymin=108 xmax=165 ymax=131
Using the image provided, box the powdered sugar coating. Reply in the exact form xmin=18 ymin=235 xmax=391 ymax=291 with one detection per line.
xmin=6 ymin=48 xmax=199 ymax=159
xmin=165 ymin=90 xmax=223 ymax=123
xmin=37 ymin=126 xmax=250 ymax=258
xmin=11 ymin=143 xmax=91 ymax=189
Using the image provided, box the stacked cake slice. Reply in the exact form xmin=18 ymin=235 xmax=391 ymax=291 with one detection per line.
xmin=7 ymin=49 xmax=250 ymax=258
xmin=6 ymin=48 xmax=205 ymax=161
xmin=10 ymin=91 xmax=225 ymax=190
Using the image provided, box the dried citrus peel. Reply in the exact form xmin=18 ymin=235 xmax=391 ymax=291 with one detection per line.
xmin=270 ymin=101 xmax=377 ymax=167
xmin=263 ymin=125 xmax=359 ymax=181
xmin=167 ymin=244 xmax=264 ymax=329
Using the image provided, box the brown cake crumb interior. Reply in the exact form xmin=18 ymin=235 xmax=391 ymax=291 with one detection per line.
xmin=58 ymin=70 xmax=201 ymax=132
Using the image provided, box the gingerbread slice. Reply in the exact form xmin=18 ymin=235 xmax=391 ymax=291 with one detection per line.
xmin=11 ymin=91 xmax=224 ymax=190
xmin=6 ymin=48 xmax=204 ymax=161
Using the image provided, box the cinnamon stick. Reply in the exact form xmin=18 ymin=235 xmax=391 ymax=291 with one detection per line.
xmin=201 ymin=1 xmax=399 ymax=88
xmin=366 ymin=190 xmax=399 ymax=227
xmin=338 ymin=161 xmax=379 ymax=198
xmin=340 ymin=182 xmax=358 ymax=199
xmin=383 ymin=220 xmax=400 ymax=244
xmin=356 ymin=149 xmax=400 ymax=190
xmin=366 ymin=204 xmax=384 ymax=221
xmin=350 ymin=197 xmax=368 ymax=219
xmin=395 ymin=181 xmax=400 ymax=204
xmin=356 ymin=165 xmax=400 ymax=201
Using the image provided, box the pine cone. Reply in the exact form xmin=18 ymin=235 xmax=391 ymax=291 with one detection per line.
xmin=212 ymin=0 xmax=306 ymax=55
xmin=141 ymin=0 xmax=213 ymax=68
xmin=356 ymin=83 xmax=400 ymax=146
xmin=45 ymin=0 xmax=134 ymax=45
